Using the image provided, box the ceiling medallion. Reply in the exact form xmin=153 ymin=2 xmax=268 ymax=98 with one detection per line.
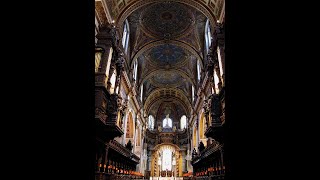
xmin=140 ymin=2 xmax=194 ymax=38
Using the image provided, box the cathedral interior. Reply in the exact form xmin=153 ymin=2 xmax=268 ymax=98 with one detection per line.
xmin=95 ymin=0 xmax=225 ymax=179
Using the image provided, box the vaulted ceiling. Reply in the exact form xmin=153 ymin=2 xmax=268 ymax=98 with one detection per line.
xmin=97 ymin=0 xmax=222 ymax=125
xmin=126 ymin=2 xmax=207 ymax=124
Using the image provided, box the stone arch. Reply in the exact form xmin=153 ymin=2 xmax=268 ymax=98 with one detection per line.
xmin=116 ymin=0 xmax=218 ymax=34
xmin=144 ymin=88 xmax=191 ymax=115
xmin=151 ymin=143 xmax=182 ymax=176
xmin=140 ymin=69 xmax=196 ymax=88
xmin=130 ymin=39 xmax=202 ymax=69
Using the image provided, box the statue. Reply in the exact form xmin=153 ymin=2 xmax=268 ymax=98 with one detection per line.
xmin=110 ymin=25 xmax=119 ymax=47
xmin=207 ymin=47 xmax=214 ymax=66
xmin=163 ymin=114 xmax=172 ymax=128
xmin=125 ymin=140 xmax=133 ymax=151
xmin=198 ymin=141 xmax=205 ymax=153
xmin=115 ymin=52 xmax=125 ymax=72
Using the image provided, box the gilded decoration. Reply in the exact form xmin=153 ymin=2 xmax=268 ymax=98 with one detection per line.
xmin=116 ymin=0 xmax=218 ymax=36
xmin=140 ymin=2 xmax=194 ymax=39
xmin=148 ymin=44 xmax=187 ymax=67
xmin=143 ymin=88 xmax=191 ymax=118
xmin=150 ymin=71 xmax=185 ymax=88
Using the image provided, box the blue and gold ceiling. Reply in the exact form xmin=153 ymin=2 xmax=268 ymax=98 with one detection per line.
xmin=149 ymin=44 xmax=187 ymax=67
xmin=126 ymin=1 xmax=207 ymax=117
xmin=150 ymin=70 xmax=185 ymax=87
xmin=140 ymin=2 xmax=194 ymax=38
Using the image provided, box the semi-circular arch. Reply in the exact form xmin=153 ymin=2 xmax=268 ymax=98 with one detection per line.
xmin=144 ymin=88 xmax=192 ymax=115
xmin=116 ymin=0 xmax=218 ymax=34
xmin=139 ymin=68 xmax=195 ymax=88
xmin=131 ymin=39 xmax=202 ymax=69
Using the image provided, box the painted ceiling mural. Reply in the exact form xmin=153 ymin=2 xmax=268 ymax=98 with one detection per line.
xmin=150 ymin=71 xmax=185 ymax=87
xmin=137 ymin=44 xmax=196 ymax=89
xmin=127 ymin=2 xmax=205 ymax=57
xmin=123 ymin=1 xmax=210 ymax=118
xmin=149 ymin=44 xmax=186 ymax=67
xmin=140 ymin=2 xmax=194 ymax=38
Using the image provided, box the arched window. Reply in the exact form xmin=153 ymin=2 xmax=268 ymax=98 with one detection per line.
xmin=140 ymin=84 xmax=143 ymax=102
xmin=148 ymin=115 xmax=154 ymax=130
xmin=180 ymin=115 xmax=187 ymax=129
xmin=133 ymin=59 xmax=138 ymax=81
xmin=214 ymin=70 xmax=220 ymax=94
xmin=163 ymin=116 xmax=172 ymax=128
xmin=122 ymin=19 xmax=130 ymax=54
xmin=205 ymin=19 xmax=212 ymax=53
xmin=197 ymin=59 xmax=201 ymax=82
xmin=217 ymin=46 xmax=224 ymax=78
xmin=192 ymin=85 xmax=195 ymax=102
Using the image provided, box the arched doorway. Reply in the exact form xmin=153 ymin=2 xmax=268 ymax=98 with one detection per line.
xmin=151 ymin=144 xmax=182 ymax=177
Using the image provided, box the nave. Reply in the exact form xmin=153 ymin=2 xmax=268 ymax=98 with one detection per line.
xmin=95 ymin=0 xmax=225 ymax=179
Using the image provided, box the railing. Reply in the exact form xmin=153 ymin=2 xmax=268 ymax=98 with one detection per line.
xmin=109 ymin=140 xmax=140 ymax=163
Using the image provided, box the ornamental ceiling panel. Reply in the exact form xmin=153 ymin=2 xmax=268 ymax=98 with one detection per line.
xmin=149 ymin=70 xmax=186 ymax=88
xmin=176 ymin=29 xmax=201 ymax=55
xmin=111 ymin=0 xmax=222 ymax=119
xmin=144 ymin=80 xmax=157 ymax=99
xmin=144 ymin=88 xmax=191 ymax=117
xmin=140 ymin=2 xmax=195 ymax=39
xmin=131 ymin=30 xmax=158 ymax=58
xmin=147 ymin=44 xmax=188 ymax=67
xmin=95 ymin=1 xmax=108 ymax=25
